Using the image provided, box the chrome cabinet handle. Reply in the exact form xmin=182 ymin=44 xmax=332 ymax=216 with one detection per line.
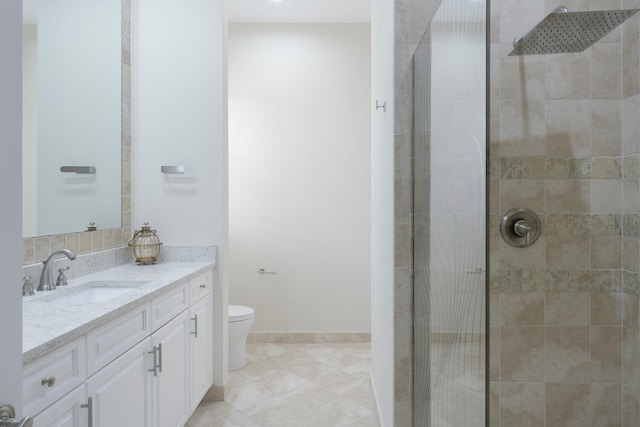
xmin=40 ymin=376 xmax=55 ymax=388
xmin=191 ymin=314 xmax=198 ymax=338
xmin=157 ymin=343 xmax=163 ymax=374
xmin=148 ymin=347 xmax=158 ymax=376
xmin=81 ymin=397 xmax=93 ymax=427
xmin=258 ymin=268 xmax=276 ymax=275
xmin=199 ymin=284 xmax=206 ymax=289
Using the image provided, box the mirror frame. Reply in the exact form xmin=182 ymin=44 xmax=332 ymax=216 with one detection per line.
xmin=22 ymin=0 xmax=131 ymax=265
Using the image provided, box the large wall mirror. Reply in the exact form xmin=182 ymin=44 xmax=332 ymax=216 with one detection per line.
xmin=23 ymin=0 xmax=123 ymax=238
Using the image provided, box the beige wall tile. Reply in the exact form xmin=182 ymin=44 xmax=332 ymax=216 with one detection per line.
xmin=547 ymin=100 xmax=593 ymax=156
xmin=623 ymin=95 xmax=640 ymax=155
xmin=546 ymin=52 xmax=591 ymax=99
xmin=545 ymin=326 xmax=590 ymax=381
xmin=624 ymin=292 xmax=640 ymax=332
xmin=591 ymin=235 xmax=623 ymax=269
xmin=500 ymin=101 xmax=547 ymax=156
xmin=623 ymin=385 xmax=640 ymax=427
xmin=546 ymin=291 xmax=591 ymax=325
xmin=592 ymin=43 xmax=623 ymax=99
xmin=592 ymin=100 xmax=623 ymax=156
xmin=623 ymin=327 xmax=640 ymax=390
xmin=547 ymin=179 xmax=591 ymax=213
xmin=501 ymin=292 xmax=545 ymax=325
xmin=591 ymin=180 xmax=622 ymax=214
xmin=500 ymin=179 xmax=546 ymax=211
xmin=622 ymin=237 xmax=640 ymax=271
xmin=591 ymin=382 xmax=622 ymax=427
xmin=501 ymin=327 xmax=545 ymax=381
xmin=546 ymin=235 xmax=591 ymax=270
xmin=500 ymin=44 xmax=546 ymax=100
xmin=500 ymin=382 xmax=545 ymax=426
xmin=546 ymin=383 xmax=590 ymax=427
xmin=523 ymin=157 xmax=546 ymax=179
xmin=592 ymin=157 xmax=623 ymax=179
xmin=591 ymin=327 xmax=623 ymax=382
xmin=623 ymin=19 xmax=640 ymax=98
xmin=490 ymin=327 xmax=501 ymax=382
xmin=592 ymin=291 xmax=623 ymax=325
xmin=500 ymin=238 xmax=546 ymax=270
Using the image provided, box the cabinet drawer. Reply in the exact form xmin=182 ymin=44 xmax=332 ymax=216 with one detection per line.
xmin=151 ymin=282 xmax=188 ymax=330
xmin=189 ymin=270 xmax=212 ymax=304
xmin=23 ymin=337 xmax=86 ymax=417
xmin=86 ymin=303 xmax=151 ymax=375
xmin=32 ymin=384 xmax=86 ymax=427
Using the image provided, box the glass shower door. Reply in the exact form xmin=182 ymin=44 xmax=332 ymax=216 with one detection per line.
xmin=413 ymin=0 xmax=487 ymax=425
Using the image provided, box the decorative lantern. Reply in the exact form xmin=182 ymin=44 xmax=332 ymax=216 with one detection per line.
xmin=128 ymin=222 xmax=163 ymax=265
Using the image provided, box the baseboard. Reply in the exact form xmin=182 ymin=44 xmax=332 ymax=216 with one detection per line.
xmin=247 ymin=332 xmax=371 ymax=344
xmin=202 ymin=385 xmax=225 ymax=402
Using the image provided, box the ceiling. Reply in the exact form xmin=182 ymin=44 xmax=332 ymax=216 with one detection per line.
xmin=228 ymin=0 xmax=372 ymax=23
xmin=24 ymin=0 xmax=371 ymax=25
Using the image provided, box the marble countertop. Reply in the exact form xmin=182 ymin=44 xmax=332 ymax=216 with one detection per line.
xmin=23 ymin=261 xmax=214 ymax=365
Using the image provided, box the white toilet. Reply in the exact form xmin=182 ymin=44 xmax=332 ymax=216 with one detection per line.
xmin=228 ymin=305 xmax=255 ymax=370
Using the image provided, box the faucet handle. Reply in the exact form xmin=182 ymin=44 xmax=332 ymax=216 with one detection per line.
xmin=56 ymin=267 xmax=70 ymax=287
xmin=22 ymin=276 xmax=35 ymax=296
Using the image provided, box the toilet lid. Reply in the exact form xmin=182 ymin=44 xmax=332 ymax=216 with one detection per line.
xmin=229 ymin=305 xmax=255 ymax=322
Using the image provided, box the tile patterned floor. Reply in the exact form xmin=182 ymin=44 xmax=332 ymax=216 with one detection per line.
xmin=186 ymin=343 xmax=380 ymax=427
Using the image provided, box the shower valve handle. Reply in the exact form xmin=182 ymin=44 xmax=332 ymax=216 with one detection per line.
xmin=500 ymin=208 xmax=541 ymax=248
xmin=513 ymin=219 xmax=532 ymax=246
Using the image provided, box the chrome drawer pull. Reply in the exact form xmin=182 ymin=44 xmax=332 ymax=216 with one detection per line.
xmin=148 ymin=347 xmax=158 ymax=376
xmin=40 ymin=376 xmax=55 ymax=388
xmin=81 ymin=397 xmax=93 ymax=427
xmin=191 ymin=314 xmax=199 ymax=338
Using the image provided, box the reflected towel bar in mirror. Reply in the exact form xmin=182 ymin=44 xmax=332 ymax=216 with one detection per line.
xmin=161 ymin=165 xmax=190 ymax=174
xmin=60 ymin=166 xmax=96 ymax=174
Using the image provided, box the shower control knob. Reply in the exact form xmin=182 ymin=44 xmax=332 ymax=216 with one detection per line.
xmin=500 ymin=208 xmax=541 ymax=248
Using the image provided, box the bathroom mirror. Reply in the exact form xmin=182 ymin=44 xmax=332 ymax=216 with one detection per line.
xmin=22 ymin=0 xmax=122 ymax=238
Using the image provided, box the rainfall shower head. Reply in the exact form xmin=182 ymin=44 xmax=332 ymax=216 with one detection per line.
xmin=509 ymin=5 xmax=639 ymax=56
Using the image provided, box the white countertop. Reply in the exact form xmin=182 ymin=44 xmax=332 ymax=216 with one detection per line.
xmin=23 ymin=261 xmax=214 ymax=365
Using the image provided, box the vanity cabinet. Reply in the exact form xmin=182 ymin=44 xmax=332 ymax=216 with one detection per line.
xmin=86 ymin=337 xmax=152 ymax=427
xmin=32 ymin=384 xmax=86 ymax=427
xmin=24 ymin=268 xmax=215 ymax=427
xmin=151 ymin=311 xmax=190 ymax=427
xmin=189 ymin=294 xmax=212 ymax=413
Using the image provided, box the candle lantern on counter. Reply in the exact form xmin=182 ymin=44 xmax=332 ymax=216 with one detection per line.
xmin=128 ymin=222 xmax=163 ymax=265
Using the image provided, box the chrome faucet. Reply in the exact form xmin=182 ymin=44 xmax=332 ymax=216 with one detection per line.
xmin=37 ymin=249 xmax=77 ymax=291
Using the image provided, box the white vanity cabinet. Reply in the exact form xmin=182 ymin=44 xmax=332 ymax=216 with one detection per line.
xmin=31 ymin=384 xmax=86 ymax=427
xmin=86 ymin=337 xmax=152 ymax=427
xmin=189 ymin=291 xmax=212 ymax=413
xmin=24 ymin=267 xmax=215 ymax=427
xmin=151 ymin=310 xmax=190 ymax=427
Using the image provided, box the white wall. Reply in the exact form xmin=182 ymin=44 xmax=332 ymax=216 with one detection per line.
xmin=0 ymin=0 xmax=24 ymax=413
xmin=227 ymin=23 xmax=371 ymax=333
xmin=132 ymin=0 xmax=228 ymax=386
xmin=370 ymin=0 xmax=395 ymax=425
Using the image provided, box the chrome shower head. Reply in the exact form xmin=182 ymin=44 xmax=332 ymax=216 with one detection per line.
xmin=509 ymin=5 xmax=639 ymax=56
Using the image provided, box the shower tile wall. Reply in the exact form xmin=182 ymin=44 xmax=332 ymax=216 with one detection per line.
xmin=492 ymin=0 xmax=639 ymax=425
xmin=623 ymin=1 xmax=640 ymax=424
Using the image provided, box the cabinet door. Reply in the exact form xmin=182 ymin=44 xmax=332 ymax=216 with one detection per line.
xmin=32 ymin=385 xmax=86 ymax=427
xmin=152 ymin=311 xmax=190 ymax=427
xmin=189 ymin=295 xmax=213 ymax=412
xmin=86 ymin=337 xmax=152 ymax=427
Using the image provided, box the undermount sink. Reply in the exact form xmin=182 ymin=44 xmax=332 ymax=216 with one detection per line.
xmin=35 ymin=280 xmax=151 ymax=304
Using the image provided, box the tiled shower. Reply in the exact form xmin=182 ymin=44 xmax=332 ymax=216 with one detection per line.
xmin=399 ymin=0 xmax=640 ymax=425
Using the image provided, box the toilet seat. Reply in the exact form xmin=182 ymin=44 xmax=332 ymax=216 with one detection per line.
xmin=229 ymin=305 xmax=254 ymax=322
